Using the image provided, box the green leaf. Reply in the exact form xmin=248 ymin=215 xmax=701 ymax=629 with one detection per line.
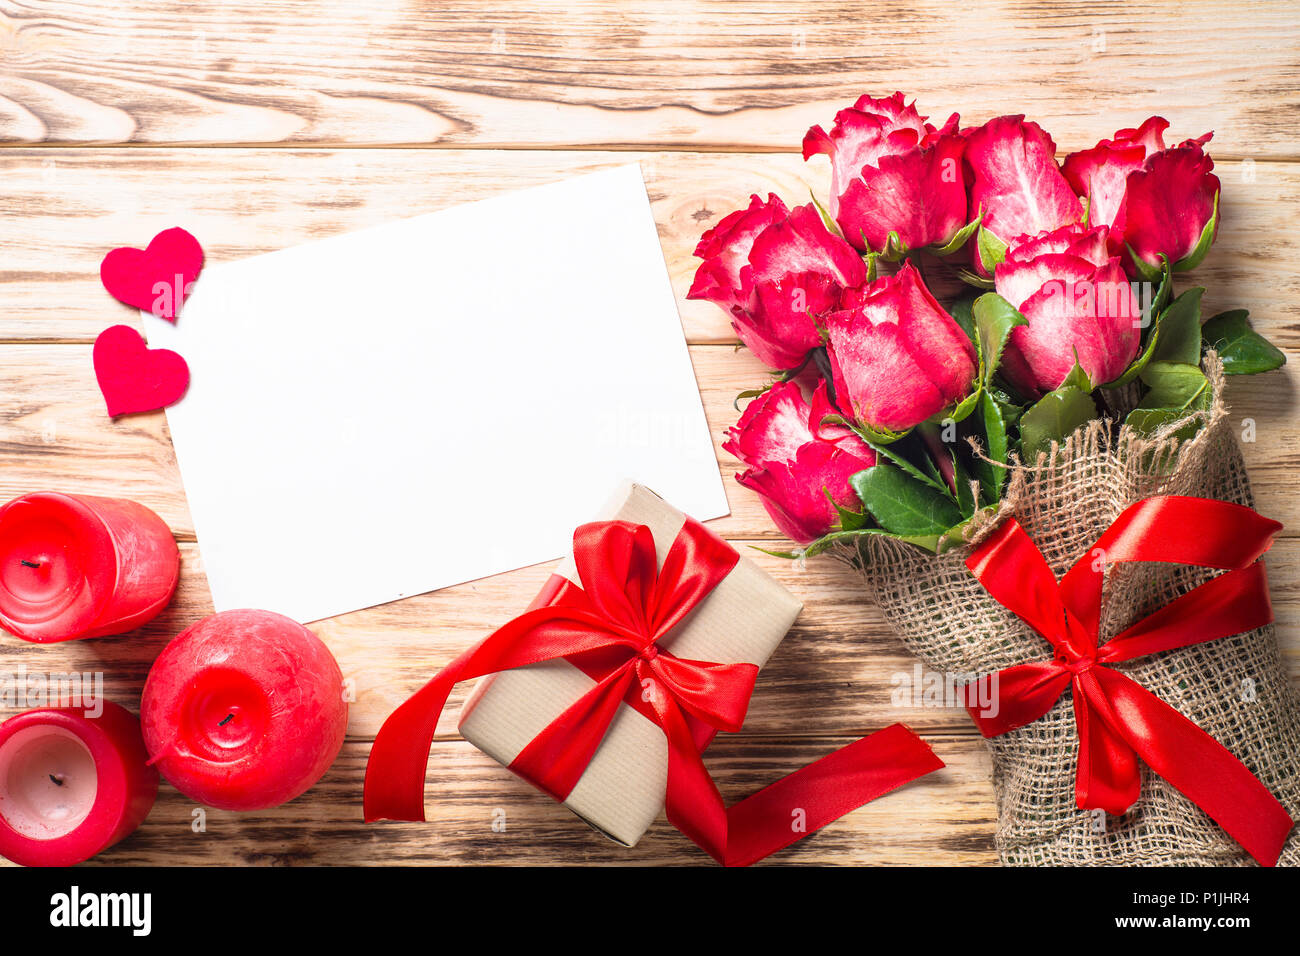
xmin=824 ymin=487 xmax=872 ymax=533
xmin=1147 ymin=254 xmax=1173 ymax=324
xmin=1128 ymin=361 xmax=1214 ymax=437
xmin=1102 ymin=324 xmax=1160 ymax=389
xmin=734 ymin=382 xmax=774 ymax=410
xmin=886 ymin=231 xmax=910 ymax=261
xmin=948 ymin=292 xmax=979 ymax=343
xmin=809 ymin=190 xmax=842 ymax=239
xmin=952 ymin=266 xmax=996 ymax=290
xmin=850 ymin=462 xmax=963 ymax=536
xmin=1202 ymin=309 xmax=1287 ymax=375
xmin=1126 ymin=244 xmax=1165 ymax=284
xmin=977 ymin=391 xmax=1009 ymax=500
xmin=1173 ymin=189 xmax=1219 ymax=273
xmin=951 ymin=450 xmax=976 ymax=516
xmin=866 ymin=438 xmax=951 ymax=495
xmin=1125 ymin=362 xmax=1212 ymax=439
xmin=1104 ymin=282 xmax=1199 ymax=389
xmin=863 ymin=251 xmax=880 ymax=283
xmin=936 ymin=505 xmax=1000 ymax=555
xmin=1138 ymin=361 xmax=1212 ymax=413
xmin=820 ymin=413 xmax=909 ymax=446
xmin=1059 ymin=357 xmax=1093 ymax=394
xmin=975 ymin=224 xmax=1007 ymax=275
xmin=1018 ymin=386 xmax=1098 ymax=460
xmin=946 ymin=387 xmax=983 ymax=425
xmin=799 ymin=526 xmax=942 ymax=558
xmin=1149 ymin=288 xmax=1204 ymax=365
xmin=749 ymin=545 xmax=805 ymax=560
xmin=930 ymin=211 xmax=983 ymax=258
xmin=972 ymin=292 xmax=1028 ymax=386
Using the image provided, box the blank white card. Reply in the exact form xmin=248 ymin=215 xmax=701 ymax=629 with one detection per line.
xmin=144 ymin=165 xmax=728 ymax=623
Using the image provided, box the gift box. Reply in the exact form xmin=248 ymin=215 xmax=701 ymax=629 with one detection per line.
xmin=457 ymin=481 xmax=801 ymax=846
xmin=364 ymin=480 xmax=943 ymax=865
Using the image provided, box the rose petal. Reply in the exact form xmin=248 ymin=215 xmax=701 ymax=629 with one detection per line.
xmin=965 ymin=115 xmax=1082 ymax=242
xmin=1122 ymin=144 xmax=1220 ymax=268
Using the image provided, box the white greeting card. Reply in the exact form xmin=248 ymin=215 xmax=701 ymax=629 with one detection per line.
xmin=143 ymin=164 xmax=727 ymax=623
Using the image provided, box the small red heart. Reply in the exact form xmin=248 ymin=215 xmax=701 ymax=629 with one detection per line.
xmin=100 ymin=227 xmax=204 ymax=322
xmin=93 ymin=325 xmax=190 ymax=418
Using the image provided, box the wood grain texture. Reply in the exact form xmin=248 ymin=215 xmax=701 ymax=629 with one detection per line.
xmin=2 ymin=343 xmax=1298 ymax=536
xmin=1 ymin=1 xmax=1298 ymax=868
xmin=1 ymin=149 xmax=1298 ymax=346
xmin=1 ymin=2 xmax=1298 ymax=156
xmin=75 ymin=736 xmax=996 ymax=866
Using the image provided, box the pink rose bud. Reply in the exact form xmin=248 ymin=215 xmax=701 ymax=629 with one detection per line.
xmin=1062 ymin=117 xmax=1220 ymax=277
xmin=802 ymin=92 xmax=968 ymax=255
xmin=688 ymin=194 xmax=866 ymax=370
xmin=724 ymin=380 xmax=875 ymax=545
xmin=964 ymin=116 xmax=1084 ymax=272
xmin=994 ymin=224 xmax=1143 ymax=395
xmin=823 ymin=262 xmax=977 ymax=433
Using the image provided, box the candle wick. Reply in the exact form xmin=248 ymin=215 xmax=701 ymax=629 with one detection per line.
xmin=218 ymin=713 xmax=234 ymax=726
xmin=49 ymin=774 xmax=64 ymax=787
xmin=20 ymin=560 xmax=41 ymax=569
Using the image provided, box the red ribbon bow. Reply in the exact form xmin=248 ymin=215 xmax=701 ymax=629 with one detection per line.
xmin=964 ymin=495 xmax=1294 ymax=865
xmin=365 ymin=518 xmax=943 ymax=866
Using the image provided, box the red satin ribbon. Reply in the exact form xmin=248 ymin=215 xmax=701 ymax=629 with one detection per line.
xmin=963 ymin=495 xmax=1294 ymax=866
xmin=365 ymin=518 xmax=943 ymax=865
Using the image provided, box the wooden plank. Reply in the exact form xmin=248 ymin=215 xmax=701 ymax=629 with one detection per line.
xmin=3 ymin=530 xmax=1297 ymax=744
xmin=0 ymin=538 xmax=985 ymax=738
xmin=1 ymin=2 xmax=1297 ymax=158
xmin=1 ymin=149 xmax=1297 ymax=348
xmin=3 ymin=343 xmax=1299 ymax=540
xmin=59 ymin=736 xmax=996 ymax=866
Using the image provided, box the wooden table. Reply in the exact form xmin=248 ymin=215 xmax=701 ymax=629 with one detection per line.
xmin=0 ymin=1 xmax=1296 ymax=866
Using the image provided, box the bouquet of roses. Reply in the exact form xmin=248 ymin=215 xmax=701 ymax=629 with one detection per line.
xmin=692 ymin=94 xmax=1300 ymax=866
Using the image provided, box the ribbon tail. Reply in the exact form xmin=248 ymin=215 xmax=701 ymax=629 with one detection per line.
xmin=653 ymin=682 xmax=731 ymax=863
xmin=364 ymin=665 xmax=463 ymax=823
xmin=1093 ymin=667 xmax=1294 ymax=866
xmin=509 ymin=666 xmax=635 ymax=801
xmin=364 ymin=603 xmax=637 ymax=823
xmin=964 ymin=662 xmax=1071 ymax=736
xmin=1072 ymin=671 xmax=1141 ymax=815
xmin=721 ymin=723 xmax=945 ymax=867
xmin=966 ymin=518 xmax=1071 ymax=646
xmin=1101 ymin=563 xmax=1274 ymax=665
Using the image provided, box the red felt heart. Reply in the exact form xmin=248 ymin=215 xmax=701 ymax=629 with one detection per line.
xmin=93 ymin=325 xmax=190 ymax=418
xmin=99 ymin=227 xmax=204 ymax=322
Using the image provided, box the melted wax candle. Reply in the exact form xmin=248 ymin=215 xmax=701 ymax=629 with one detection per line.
xmin=0 ymin=702 xmax=158 ymax=866
xmin=142 ymin=609 xmax=348 ymax=811
xmin=0 ymin=492 xmax=179 ymax=643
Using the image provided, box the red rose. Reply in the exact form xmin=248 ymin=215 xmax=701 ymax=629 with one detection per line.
xmin=1062 ymin=117 xmax=1220 ymax=278
xmin=994 ymin=224 xmax=1142 ymax=395
xmin=823 ymin=262 xmax=977 ymax=433
xmin=802 ymin=92 xmax=968 ymax=255
xmin=688 ymin=194 xmax=865 ymax=370
xmin=964 ymin=116 xmax=1084 ymax=273
xmin=724 ymin=380 xmax=875 ymax=544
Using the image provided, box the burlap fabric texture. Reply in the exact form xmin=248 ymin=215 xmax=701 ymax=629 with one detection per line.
xmin=847 ymin=357 xmax=1300 ymax=865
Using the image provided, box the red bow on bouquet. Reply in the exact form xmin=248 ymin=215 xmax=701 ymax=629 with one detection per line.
xmin=364 ymin=517 xmax=943 ymax=866
xmin=964 ymin=495 xmax=1294 ymax=865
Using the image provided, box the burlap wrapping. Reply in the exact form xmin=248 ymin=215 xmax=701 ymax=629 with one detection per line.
xmin=846 ymin=356 xmax=1300 ymax=865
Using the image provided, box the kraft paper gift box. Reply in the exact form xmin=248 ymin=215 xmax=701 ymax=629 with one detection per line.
xmin=458 ymin=481 xmax=803 ymax=846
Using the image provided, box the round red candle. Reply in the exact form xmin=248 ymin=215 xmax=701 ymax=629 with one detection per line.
xmin=0 ymin=701 xmax=158 ymax=866
xmin=141 ymin=609 xmax=348 ymax=811
xmin=0 ymin=492 xmax=179 ymax=643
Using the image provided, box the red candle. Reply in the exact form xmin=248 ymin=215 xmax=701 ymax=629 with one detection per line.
xmin=0 ymin=492 xmax=179 ymax=643
xmin=141 ymin=609 xmax=348 ymax=811
xmin=0 ymin=701 xmax=158 ymax=866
